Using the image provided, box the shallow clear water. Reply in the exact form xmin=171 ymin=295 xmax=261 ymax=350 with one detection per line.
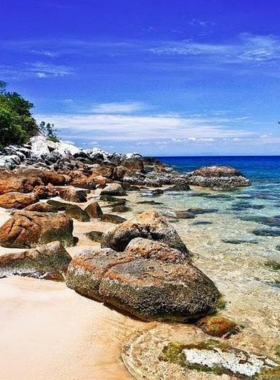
xmin=137 ymin=156 xmax=280 ymax=263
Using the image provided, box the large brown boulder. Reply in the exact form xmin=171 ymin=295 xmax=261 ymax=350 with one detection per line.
xmin=124 ymin=238 xmax=189 ymax=263
xmin=101 ymin=211 xmax=188 ymax=253
xmin=66 ymin=247 xmax=220 ymax=321
xmin=99 ymin=259 xmax=220 ymax=321
xmin=59 ymin=186 xmax=88 ymax=203
xmin=66 ymin=248 xmax=134 ymax=300
xmin=0 ymin=211 xmax=74 ymax=248
xmin=0 ymin=241 xmax=71 ymax=281
xmin=0 ymin=192 xmax=39 ymax=209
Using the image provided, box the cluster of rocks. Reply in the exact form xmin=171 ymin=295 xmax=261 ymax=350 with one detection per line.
xmin=0 ymin=136 xmax=250 ymax=191
xmin=0 ymin=194 xmax=221 ymax=321
xmin=185 ymin=165 xmax=251 ymax=190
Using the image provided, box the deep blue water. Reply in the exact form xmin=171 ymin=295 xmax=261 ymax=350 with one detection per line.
xmin=156 ymin=156 xmax=280 ymax=185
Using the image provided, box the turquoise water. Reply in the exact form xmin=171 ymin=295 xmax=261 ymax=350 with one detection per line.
xmin=138 ymin=156 xmax=280 ymax=261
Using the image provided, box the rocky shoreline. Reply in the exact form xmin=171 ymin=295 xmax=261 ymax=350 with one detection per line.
xmin=1 ymin=137 xmax=278 ymax=379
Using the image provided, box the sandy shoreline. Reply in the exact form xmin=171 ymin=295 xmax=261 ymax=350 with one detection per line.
xmin=0 ymin=196 xmax=154 ymax=380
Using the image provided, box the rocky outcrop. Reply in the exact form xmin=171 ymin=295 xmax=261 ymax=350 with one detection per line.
xmin=0 ymin=192 xmax=39 ymax=209
xmin=186 ymin=165 xmax=250 ymax=190
xmin=0 ymin=211 xmax=74 ymax=248
xmin=59 ymin=186 xmax=88 ymax=203
xmin=101 ymin=211 xmax=188 ymax=253
xmin=0 ymin=241 xmax=71 ymax=281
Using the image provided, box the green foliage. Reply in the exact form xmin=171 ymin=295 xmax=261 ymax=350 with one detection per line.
xmin=0 ymin=81 xmax=58 ymax=148
xmin=0 ymin=81 xmax=40 ymax=148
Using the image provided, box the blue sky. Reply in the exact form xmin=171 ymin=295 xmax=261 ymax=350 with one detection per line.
xmin=1 ymin=0 xmax=280 ymax=156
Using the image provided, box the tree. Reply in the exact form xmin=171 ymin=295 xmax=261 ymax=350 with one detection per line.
xmin=39 ymin=121 xmax=59 ymax=143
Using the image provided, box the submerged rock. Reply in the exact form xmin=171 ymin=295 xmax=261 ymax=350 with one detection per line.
xmin=0 ymin=241 xmax=71 ymax=281
xmin=161 ymin=340 xmax=279 ymax=379
xmin=101 ymin=210 xmax=188 ymax=253
xmin=252 ymin=228 xmax=280 ymax=237
xmin=0 ymin=211 xmax=74 ymax=248
xmin=196 ymin=315 xmax=239 ymax=337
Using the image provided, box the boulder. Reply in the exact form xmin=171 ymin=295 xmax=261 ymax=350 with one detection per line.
xmin=66 ymin=248 xmax=134 ymax=301
xmin=84 ymin=201 xmax=103 ymax=218
xmin=186 ymin=165 xmax=250 ymax=190
xmin=0 ymin=211 xmax=74 ymax=248
xmin=0 ymin=192 xmax=39 ymax=209
xmin=65 ymin=205 xmax=90 ymax=222
xmin=0 ymin=241 xmax=71 ymax=281
xmin=100 ymin=183 xmax=126 ymax=196
xmin=101 ymin=211 xmax=188 ymax=253
xmin=59 ymin=186 xmax=88 ymax=203
xmin=124 ymin=238 xmax=189 ymax=263
xmin=99 ymin=259 xmax=220 ymax=321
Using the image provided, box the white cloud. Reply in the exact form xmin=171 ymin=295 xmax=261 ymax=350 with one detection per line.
xmin=91 ymin=102 xmax=145 ymax=114
xmin=35 ymin=112 xmax=254 ymax=143
xmin=28 ymin=62 xmax=73 ymax=77
xmin=150 ymin=33 xmax=280 ymax=64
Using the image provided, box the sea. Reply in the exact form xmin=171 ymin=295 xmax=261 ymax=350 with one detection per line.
xmin=139 ymin=156 xmax=280 ymax=264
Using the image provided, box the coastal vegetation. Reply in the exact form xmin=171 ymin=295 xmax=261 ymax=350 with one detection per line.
xmin=0 ymin=81 xmax=58 ymax=148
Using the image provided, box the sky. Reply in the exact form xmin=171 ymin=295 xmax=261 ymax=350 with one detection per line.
xmin=1 ymin=0 xmax=280 ymax=156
